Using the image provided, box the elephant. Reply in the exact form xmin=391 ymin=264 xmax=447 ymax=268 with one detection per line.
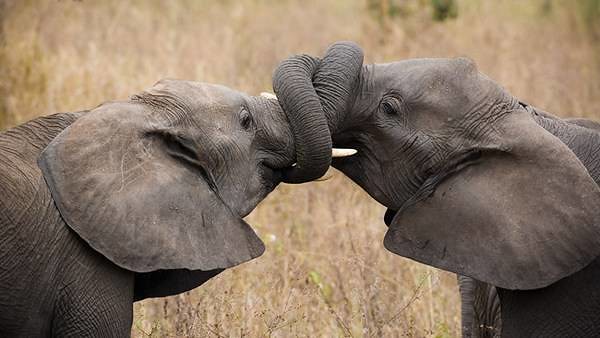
xmin=456 ymin=114 xmax=600 ymax=337
xmin=271 ymin=41 xmax=600 ymax=337
xmin=0 ymin=79 xmax=354 ymax=336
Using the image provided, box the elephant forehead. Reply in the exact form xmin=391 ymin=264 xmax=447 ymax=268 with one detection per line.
xmin=374 ymin=58 xmax=480 ymax=99
xmin=144 ymin=79 xmax=246 ymax=113
xmin=374 ymin=58 xmax=500 ymax=121
xmin=378 ymin=57 xmax=476 ymax=82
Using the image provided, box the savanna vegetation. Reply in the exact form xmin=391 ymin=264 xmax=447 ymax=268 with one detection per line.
xmin=1 ymin=0 xmax=599 ymax=336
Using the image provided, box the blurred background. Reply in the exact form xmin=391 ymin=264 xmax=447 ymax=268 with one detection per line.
xmin=1 ymin=0 xmax=599 ymax=336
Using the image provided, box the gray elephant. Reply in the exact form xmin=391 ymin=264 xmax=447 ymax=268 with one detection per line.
xmin=0 ymin=79 xmax=353 ymax=336
xmin=455 ymin=115 xmax=600 ymax=337
xmin=272 ymin=42 xmax=600 ymax=337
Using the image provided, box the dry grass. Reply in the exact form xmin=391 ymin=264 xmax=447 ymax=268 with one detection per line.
xmin=1 ymin=0 xmax=598 ymax=337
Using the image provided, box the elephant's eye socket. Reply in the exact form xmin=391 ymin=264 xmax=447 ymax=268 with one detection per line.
xmin=239 ymin=109 xmax=254 ymax=130
xmin=380 ymin=97 xmax=403 ymax=116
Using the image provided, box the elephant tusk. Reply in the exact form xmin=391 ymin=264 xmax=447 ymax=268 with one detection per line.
xmin=291 ymin=148 xmax=357 ymax=169
xmin=260 ymin=92 xmax=277 ymax=100
xmin=332 ymin=148 xmax=357 ymax=157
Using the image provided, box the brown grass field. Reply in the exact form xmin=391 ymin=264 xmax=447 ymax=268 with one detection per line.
xmin=1 ymin=0 xmax=599 ymax=336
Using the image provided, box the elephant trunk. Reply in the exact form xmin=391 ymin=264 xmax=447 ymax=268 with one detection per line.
xmin=311 ymin=41 xmax=364 ymax=134
xmin=272 ymin=41 xmax=364 ymax=184
xmin=272 ymin=55 xmax=330 ymax=183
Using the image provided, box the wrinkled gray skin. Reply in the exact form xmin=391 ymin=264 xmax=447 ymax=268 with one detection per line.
xmin=0 ymin=80 xmax=303 ymax=336
xmin=273 ymin=42 xmax=600 ymax=337
xmin=457 ymin=115 xmax=600 ymax=337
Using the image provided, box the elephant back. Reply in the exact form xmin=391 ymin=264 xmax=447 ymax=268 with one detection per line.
xmin=0 ymin=112 xmax=82 ymax=227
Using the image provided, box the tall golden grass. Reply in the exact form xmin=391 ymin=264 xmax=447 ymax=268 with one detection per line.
xmin=1 ymin=1 xmax=598 ymax=336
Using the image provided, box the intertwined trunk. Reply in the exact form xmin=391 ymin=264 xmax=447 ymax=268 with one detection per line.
xmin=272 ymin=41 xmax=364 ymax=183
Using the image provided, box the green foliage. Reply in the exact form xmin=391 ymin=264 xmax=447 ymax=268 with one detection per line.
xmin=579 ymin=0 xmax=600 ymax=36
xmin=307 ymin=270 xmax=332 ymax=301
xmin=434 ymin=322 xmax=453 ymax=338
xmin=581 ymin=0 xmax=600 ymax=19
xmin=366 ymin=0 xmax=459 ymax=27
xmin=431 ymin=0 xmax=457 ymax=21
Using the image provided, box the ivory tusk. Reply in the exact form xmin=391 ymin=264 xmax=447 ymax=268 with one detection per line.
xmin=292 ymin=148 xmax=357 ymax=170
xmin=260 ymin=92 xmax=277 ymax=100
xmin=332 ymin=148 xmax=357 ymax=157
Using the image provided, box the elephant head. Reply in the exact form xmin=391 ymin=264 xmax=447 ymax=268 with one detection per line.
xmin=38 ymin=79 xmax=345 ymax=275
xmin=273 ymin=42 xmax=600 ymax=290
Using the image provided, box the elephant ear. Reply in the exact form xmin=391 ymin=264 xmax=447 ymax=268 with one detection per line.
xmin=38 ymin=101 xmax=264 ymax=273
xmin=384 ymin=108 xmax=600 ymax=290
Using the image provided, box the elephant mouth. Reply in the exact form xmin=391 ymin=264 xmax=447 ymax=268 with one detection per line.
xmin=259 ymin=162 xmax=283 ymax=190
xmin=231 ymin=161 xmax=285 ymax=218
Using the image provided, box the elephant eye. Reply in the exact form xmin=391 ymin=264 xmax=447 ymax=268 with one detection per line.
xmin=380 ymin=97 xmax=403 ymax=116
xmin=381 ymin=101 xmax=395 ymax=115
xmin=239 ymin=108 xmax=254 ymax=130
